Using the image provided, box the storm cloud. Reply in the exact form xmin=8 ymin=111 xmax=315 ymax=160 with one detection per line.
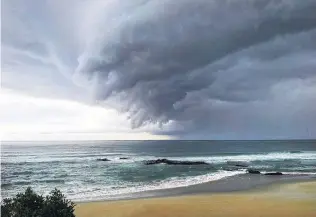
xmin=2 ymin=0 xmax=316 ymax=139
xmin=75 ymin=0 xmax=316 ymax=138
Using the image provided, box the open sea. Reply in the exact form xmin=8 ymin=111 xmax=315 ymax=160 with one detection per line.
xmin=1 ymin=140 xmax=316 ymax=202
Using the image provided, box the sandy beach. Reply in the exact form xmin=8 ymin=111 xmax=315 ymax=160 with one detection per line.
xmin=75 ymin=180 xmax=316 ymax=217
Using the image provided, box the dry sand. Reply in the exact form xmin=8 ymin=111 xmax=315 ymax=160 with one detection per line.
xmin=75 ymin=181 xmax=316 ymax=217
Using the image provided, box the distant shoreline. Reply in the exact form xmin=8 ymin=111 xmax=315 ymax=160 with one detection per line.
xmin=75 ymin=180 xmax=316 ymax=217
xmin=76 ymin=173 xmax=316 ymax=203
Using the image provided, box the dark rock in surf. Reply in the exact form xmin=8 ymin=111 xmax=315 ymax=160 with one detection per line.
xmin=119 ymin=157 xmax=129 ymax=160
xmin=264 ymin=172 xmax=283 ymax=175
xmin=97 ymin=158 xmax=111 ymax=162
xmin=234 ymin=164 xmax=249 ymax=168
xmin=227 ymin=161 xmax=250 ymax=167
xmin=144 ymin=158 xmax=209 ymax=165
xmin=247 ymin=169 xmax=261 ymax=174
xmin=222 ymin=167 xmax=236 ymax=171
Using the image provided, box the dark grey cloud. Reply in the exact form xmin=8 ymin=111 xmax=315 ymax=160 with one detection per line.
xmin=76 ymin=0 xmax=316 ymax=138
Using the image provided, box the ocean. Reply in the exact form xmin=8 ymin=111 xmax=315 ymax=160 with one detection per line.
xmin=1 ymin=140 xmax=316 ymax=202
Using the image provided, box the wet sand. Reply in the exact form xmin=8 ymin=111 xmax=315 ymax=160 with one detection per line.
xmin=77 ymin=174 xmax=316 ymax=201
xmin=75 ymin=179 xmax=316 ymax=217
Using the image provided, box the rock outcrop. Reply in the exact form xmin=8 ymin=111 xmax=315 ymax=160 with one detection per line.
xmin=97 ymin=158 xmax=111 ymax=161
xmin=247 ymin=169 xmax=261 ymax=174
xmin=227 ymin=161 xmax=249 ymax=167
xmin=264 ymin=172 xmax=283 ymax=175
xmin=144 ymin=158 xmax=209 ymax=165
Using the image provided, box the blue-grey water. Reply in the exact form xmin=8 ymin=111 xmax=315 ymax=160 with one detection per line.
xmin=1 ymin=140 xmax=316 ymax=201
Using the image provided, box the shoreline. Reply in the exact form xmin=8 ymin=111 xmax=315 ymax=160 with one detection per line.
xmin=75 ymin=179 xmax=316 ymax=217
xmin=76 ymin=173 xmax=316 ymax=203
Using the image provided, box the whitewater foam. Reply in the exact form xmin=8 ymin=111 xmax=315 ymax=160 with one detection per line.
xmin=168 ymin=152 xmax=316 ymax=164
xmin=70 ymin=170 xmax=245 ymax=202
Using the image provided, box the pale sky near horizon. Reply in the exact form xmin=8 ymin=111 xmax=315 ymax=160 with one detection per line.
xmin=0 ymin=0 xmax=171 ymax=141
xmin=0 ymin=89 xmax=170 ymax=141
xmin=1 ymin=0 xmax=316 ymax=141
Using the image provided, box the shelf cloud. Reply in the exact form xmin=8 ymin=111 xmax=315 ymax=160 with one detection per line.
xmin=75 ymin=0 xmax=316 ymax=138
xmin=2 ymin=0 xmax=316 ymax=139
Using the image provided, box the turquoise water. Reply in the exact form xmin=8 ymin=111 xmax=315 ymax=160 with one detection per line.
xmin=1 ymin=140 xmax=316 ymax=201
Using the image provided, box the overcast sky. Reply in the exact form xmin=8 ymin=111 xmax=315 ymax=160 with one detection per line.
xmin=1 ymin=0 xmax=316 ymax=141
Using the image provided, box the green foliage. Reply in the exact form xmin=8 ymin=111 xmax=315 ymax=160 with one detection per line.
xmin=1 ymin=187 xmax=76 ymax=217
xmin=42 ymin=188 xmax=76 ymax=217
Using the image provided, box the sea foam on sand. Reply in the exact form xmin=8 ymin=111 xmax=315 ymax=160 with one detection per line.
xmin=75 ymin=181 xmax=316 ymax=217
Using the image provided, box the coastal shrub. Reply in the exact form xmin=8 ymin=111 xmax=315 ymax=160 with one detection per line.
xmin=1 ymin=187 xmax=76 ymax=217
